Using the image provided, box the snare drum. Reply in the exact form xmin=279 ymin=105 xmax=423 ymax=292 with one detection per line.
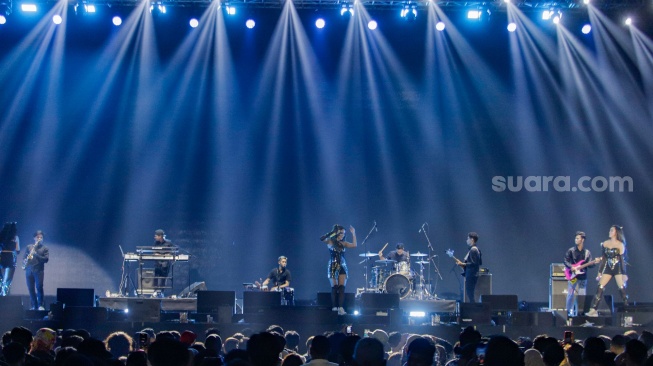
xmin=396 ymin=261 xmax=412 ymax=277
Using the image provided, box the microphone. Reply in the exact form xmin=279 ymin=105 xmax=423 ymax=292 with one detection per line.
xmin=320 ymin=230 xmax=336 ymax=241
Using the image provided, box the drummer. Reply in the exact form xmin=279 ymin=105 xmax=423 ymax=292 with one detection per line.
xmin=378 ymin=243 xmax=409 ymax=273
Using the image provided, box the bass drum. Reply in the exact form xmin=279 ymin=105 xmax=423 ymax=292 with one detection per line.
xmin=383 ymin=273 xmax=411 ymax=299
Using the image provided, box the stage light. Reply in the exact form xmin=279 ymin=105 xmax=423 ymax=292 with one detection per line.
xmin=367 ymin=20 xmax=377 ymax=30
xmin=542 ymin=10 xmax=553 ymax=20
xmin=21 ymin=4 xmax=38 ymax=12
xmin=409 ymin=311 xmax=426 ymax=317
xmin=189 ymin=18 xmax=198 ymax=27
xmin=583 ymin=0 xmax=590 ymax=4
xmin=112 ymin=15 xmax=122 ymax=25
xmin=225 ymin=5 xmax=235 ymax=15
xmin=150 ymin=3 xmax=166 ymax=14
xmin=435 ymin=21 xmax=445 ymax=31
xmin=553 ymin=14 xmax=561 ymax=24
xmin=353 ymin=309 xmax=360 ymax=315
xmin=245 ymin=19 xmax=255 ymax=28
xmin=624 ymin=17 xmax=632 ymax=26
xmin=52 ymin=14 xmax=62 ymax=23
xmin=467 ymin=10 xmax=481 ymax=19
xmin=507 ymin=22 xmax=516 ymax=32
xmin=315 ymin=18 xmax=325 ymax=28
xmin=124 ymin=308 xmax=129 ymax=313
xmin=581 ymin=24 xmax=591 ymax=34
xmin=400 ymin=6 xmax=416 ymax=20
xmin=0 ymin=15 xmax=6 ymax=24
xmin=340 ymin=4 xmax=353 ymax=16
xmin=85 ymin=4 xmax=95 ymax=12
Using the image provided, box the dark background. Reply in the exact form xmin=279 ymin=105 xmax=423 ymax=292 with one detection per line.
xmin=1 ymin=3 xmax=652 ymax=303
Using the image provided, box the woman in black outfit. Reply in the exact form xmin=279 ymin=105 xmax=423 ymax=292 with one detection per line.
xmin=321 ymin=224 xmax=356 ymax=315
xmin=587 ymin=225 xmax=629 ymax=316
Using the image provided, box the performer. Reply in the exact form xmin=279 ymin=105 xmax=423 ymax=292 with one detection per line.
xmin=24 ymin=230 xmax=49 ymax=310
xmin=0 ymin=222 xmax=20 ymax=296
xmin=454 ymin=232 xmax=481 ymax=303
xmin=153 ymin=229 xmax=174 ymax=297
xmin=261 ymin=256 xmax=291 ymax=291
xmin=587 ymin=225 xmax=629 ymax=317
xmin=378 ymin=243 xmax=410 ymax=274
xmin=563 ymin=231 xmax=599 ymax=317
xmin=321 ymin=224 xmax=356 ymax=315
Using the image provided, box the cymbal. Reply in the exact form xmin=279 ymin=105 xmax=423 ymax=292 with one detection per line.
xmin=410 ymin=252 xmax=428 ymax=257
xmin=415 ymin=261 xmax=429 ymax=264
xmin=359 ymin=252 xmax=378 ymax=257
xmin=376 ymin=259 xmax=396 ymax=264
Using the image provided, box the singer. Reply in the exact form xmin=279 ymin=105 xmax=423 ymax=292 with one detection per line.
xmin=0 ymin=222 xmax=20 ymax=296
xmin=321 ymin=224 xmax=356 ymax=315
xmin=24 ymin=230 xmax=49 ymax=310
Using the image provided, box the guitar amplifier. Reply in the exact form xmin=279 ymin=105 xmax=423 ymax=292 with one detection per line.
xmin=550 ymin=263 xmax=566 ymax=278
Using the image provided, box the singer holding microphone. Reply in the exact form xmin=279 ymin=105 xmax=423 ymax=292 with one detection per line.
xmin=24 ymin=230 xmax=49 ymax=310
xmin=321 ymin=224 xmax=356 ymax=315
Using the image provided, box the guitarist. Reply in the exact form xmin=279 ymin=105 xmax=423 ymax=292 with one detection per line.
xmin=563 ymin=231 xmax=597 ymax=317
xmin=455 ymin=232 xmax=481 ymax=303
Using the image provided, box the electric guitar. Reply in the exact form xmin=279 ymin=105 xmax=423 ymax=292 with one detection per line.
xmin=446 ymin=249 xmax=466 ymax=277
xmin=565 ymin=258 xmax=601 ymax=281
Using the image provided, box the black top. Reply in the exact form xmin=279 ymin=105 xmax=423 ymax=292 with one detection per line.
xmin=267 ymin=267 xmax=292 ymax=287
xmin=24 ymin=242 xmax=49 ymax=271
xmin=564 ymin=246 xmax=593 ymax=281
xmin=154 ymin=238 xmax=174 ymax=268
xmin=463 ymin=245 xmax=482 ymax=278
xmin=386 ymin=250 xmax=409 ymax=263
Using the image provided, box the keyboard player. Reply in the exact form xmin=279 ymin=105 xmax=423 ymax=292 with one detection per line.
xmin=153 ymin=229 xmax=174 ymax=297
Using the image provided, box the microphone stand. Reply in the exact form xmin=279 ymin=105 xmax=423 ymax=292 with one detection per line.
xmin=420 ymin=223 xmax=442 ymax=299
xmin=359 ymin=222 xmax=377 ymax=294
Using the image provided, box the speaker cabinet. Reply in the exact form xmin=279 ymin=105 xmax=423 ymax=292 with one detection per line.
xmin=481 ymin=294 xmax=518 ymax=312
xmin=127 ymin=299 xmax=161 ymax=322
xmin=243 ymin=291 xmax=282 ymax=313
xmin=361 ymin=293 xmax=400 ymax=310
xmin=464 ymin=274 xmax=492 ymax=303
xmin=549 ymin=279 xmax=612 ymax=314
xmin=459 ymin=302 xmax=491 ymax=325
xmin=56 ymin=288 xmax=95 ymax=307
xmin=138 ymin=269 xmax=155 ymax=295
xmin=197 ymin=291 xmax=235 ymax=313
xmin=549 ymin=279 xmax=568 ymax=310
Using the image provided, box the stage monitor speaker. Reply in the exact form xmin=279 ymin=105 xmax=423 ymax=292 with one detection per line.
xmin=178 ymin=282 xmax=207 ymax=298
xmin=243 ymin=291 xmax=282 ymax=313
xmin=197 ymin=291 xmax=235 ymax=313
xmin=481 ymin=294 xmax=519 ymax=312
xmin=127 ymin=299 xmax=161 ymax=322
xmin=464 ymin=274 xmax=492 ymax=303
xmin=0 ymin=297 xmax=24 ymax=322
xmin=56 ymin=288 xmax=95 ymax=307
xmin=459 ymin=302 xmax=492 ymax=325
xmin=361 ymin=293 xmax=400 ymax=310
xmin=316 ymin=292 xmax=355 ymax=309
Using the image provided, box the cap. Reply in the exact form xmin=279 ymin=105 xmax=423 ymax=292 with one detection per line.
xmin=180 ymin=330 xmax=197 ymax=346
xmin=154 ymin=229 xmax=165 ymax=236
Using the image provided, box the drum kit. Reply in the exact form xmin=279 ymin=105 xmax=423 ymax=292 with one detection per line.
xmin=359 ymin=250 xmax=433 ymax=300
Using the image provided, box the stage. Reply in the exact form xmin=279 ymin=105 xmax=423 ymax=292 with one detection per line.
xmin=3 ymin=294 xmax=653 ymax=347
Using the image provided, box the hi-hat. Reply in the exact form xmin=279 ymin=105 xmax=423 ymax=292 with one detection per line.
xmin=359 ymin=252 xmax=378 ymax=257
xmin=410 ymin=252 xmax=428 ymax=257
xmin=376 ymin=259 xmax=396 ymax=265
